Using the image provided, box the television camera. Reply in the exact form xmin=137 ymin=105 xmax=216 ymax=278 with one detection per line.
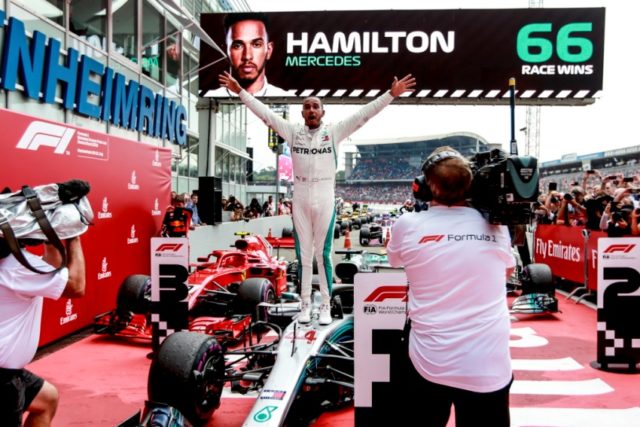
xmin=412 ymin=148 xmax=539 ymax=227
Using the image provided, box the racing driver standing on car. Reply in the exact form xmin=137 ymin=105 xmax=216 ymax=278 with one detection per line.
xmin=219 ymin=71 xmax=415 ymax=325
xmin=386 ymin=146 xmax=515 ymax=426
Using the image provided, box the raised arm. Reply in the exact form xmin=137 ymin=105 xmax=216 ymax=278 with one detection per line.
xmin=44 ymin=236 xmax=86 ymax=298
xmin=218 ymin=72 xmax=294 ymax=141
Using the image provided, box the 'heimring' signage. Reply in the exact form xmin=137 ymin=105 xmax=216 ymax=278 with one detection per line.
xmin=0 ymin=11 xmax=187 ymax=145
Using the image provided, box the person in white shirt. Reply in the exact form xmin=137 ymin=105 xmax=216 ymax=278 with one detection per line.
xmin=386 ymin=146 xmax=515 ymax=427
xmin=0 ymin=237 xmax=86 ymax=426
xmin=218 ymin=70 xmax=415 ymax=325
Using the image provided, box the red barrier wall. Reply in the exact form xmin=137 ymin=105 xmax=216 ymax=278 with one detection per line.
xmin=0 ymin=108 xmax=171 ymax=345
xmin=533 ymin=225 xmax=606 ymax=291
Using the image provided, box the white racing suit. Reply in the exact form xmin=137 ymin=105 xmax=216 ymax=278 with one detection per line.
xmin=239 ymin=90 xmax=394 ymax=307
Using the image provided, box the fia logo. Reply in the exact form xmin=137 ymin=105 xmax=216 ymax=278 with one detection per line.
xmin=127 ymin=225 xmax=139 ymax=244
xmin=151 ymin=198 xmax=162 ymax=216
xmin=363 ymin=304 xmax=377 ymax=314
xmin=127 ymin=170 xmax=140 ymax=190
xmin=97 ymin=257 xmax=112 ymax=280
xmin=97 ymin=196 xmax=113 ymax=219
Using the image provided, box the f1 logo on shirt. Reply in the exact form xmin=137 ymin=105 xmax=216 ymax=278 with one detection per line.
xmin=603 ymin=244 xmax=636 ymax=254
xmin=418 ymin=235 xmax=444 ymax=244
xmin=16 ymin=121 xmax=75 ymax=154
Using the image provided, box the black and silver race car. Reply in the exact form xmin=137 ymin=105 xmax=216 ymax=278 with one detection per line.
xmin=143 ymin=286 xmax=355 ymax=427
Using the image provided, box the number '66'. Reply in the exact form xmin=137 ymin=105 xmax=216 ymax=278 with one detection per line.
xmin=517 ymin=22 xmax=593 ymax=63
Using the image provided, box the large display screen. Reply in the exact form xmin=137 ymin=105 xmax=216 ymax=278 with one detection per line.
xmin=199 ymin=8 xmax=605 ymax=105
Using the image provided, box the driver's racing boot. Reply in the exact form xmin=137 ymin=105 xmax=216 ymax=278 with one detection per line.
xmin=298 ymin=301 xmax=311 ymax=323
xmin=319 ymin=303 xmax=332 ymax=325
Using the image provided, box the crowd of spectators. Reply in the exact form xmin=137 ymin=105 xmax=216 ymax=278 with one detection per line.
xmin=534 ymin=169 xmax=640 ymax=237
xmin=222 ymin=195 xmax=292 ymax=221
xmin=167 ymin=163 xmax=640 ymax=233
xmin=349 ymin=157 xmax=416 ymax=180
xmin=335 ymin=183 xmax=413 ymax=204
xmin=540 ymin=165 xmax=640 ymax=194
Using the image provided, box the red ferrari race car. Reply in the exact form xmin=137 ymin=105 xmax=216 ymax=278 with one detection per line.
xmin=94 ymin=232 xmax=290 ymax=344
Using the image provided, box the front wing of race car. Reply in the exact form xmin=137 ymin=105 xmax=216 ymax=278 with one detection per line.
xmin=94 ymin=309 xmax=252 ymax=345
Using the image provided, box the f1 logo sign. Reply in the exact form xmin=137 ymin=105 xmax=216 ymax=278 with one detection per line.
xmin=418 ymin=235 xmax=444 ymax=244
xmin=156 ymin=243 xmax=184 ymax=252
xmin=16 ymin=121 xmax=75 ymax=154
xmin=604 ymin=244 xmax=636 ymax=254
xmin=364 ymin=285 xmax=407 ymax=302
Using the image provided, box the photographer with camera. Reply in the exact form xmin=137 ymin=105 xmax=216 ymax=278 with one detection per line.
xmin=0 ymin=236 xmax=86 ymax=426
xmin=387 ymin=146 xmax=515 ymax=427
xmin=555 ymin=186 xmax=587 ymax=226
xmin=600 ymin=184 xmax=639 ymax=237
xmin=601 ymin=201 xmax=632 ymax=237
xmin=543 ymin=183 xmax=562 ymax=224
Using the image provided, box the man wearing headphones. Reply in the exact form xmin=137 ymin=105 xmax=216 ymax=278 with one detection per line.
xmin=386 ymin=146 xmax=515 ymax=427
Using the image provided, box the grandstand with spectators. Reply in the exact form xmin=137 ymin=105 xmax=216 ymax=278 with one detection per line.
xmin=337 ymin=134 xmax=640 ymax=206
xmin=539 ymin=145 xmax=640 ymax=193
xmin=337 ymin=132 xmax=496 ymax=204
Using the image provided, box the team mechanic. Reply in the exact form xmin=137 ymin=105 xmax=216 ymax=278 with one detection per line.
xmin=218 ymin=71 xmax=416 ymax=325
xmin=386 ymin=146 xmax=515 ymax=426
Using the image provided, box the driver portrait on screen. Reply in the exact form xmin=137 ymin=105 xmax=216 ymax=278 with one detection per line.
xmin=205 ymin=12 xmax=293 ymax=98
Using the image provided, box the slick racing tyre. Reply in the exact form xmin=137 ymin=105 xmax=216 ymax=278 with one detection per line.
xmin=237 ymin=278 xmax=276 ymax=323
xmin=117 ymin=274 xmax=151 ymax=314
xmin=521 ymin=263 xmax=554 ymax=296
xmin=359 ymin=227 xmax=371 ymax=246
xmin=148 ymin=331 xmax=225 ymax=426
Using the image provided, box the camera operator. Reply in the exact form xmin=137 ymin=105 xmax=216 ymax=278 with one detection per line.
xmin=0 ymin=236 xmax=86 ymax=426
xmin=387 ymin=146 xmax=515 ymax=427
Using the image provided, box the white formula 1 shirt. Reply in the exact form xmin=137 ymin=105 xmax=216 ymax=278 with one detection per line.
xmin=387 ymin=206 xmax=515 ymax=393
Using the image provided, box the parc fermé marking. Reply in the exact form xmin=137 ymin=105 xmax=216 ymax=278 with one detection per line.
xmin=509 ymin=326 xmax=640 ymax=427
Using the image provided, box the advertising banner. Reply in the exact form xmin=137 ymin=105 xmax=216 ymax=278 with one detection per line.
xmin=200 ymin=8 xmax=605 ymax=105
xmin=594 ymin=238 xmax=640 ymax=371
xmin=533 ymin=225 xmax=606 ymax=290
xmin=586 ymin=229 xmax=607 ymax=291
xmin=354 ymin=272 xmax=408 ymax=425
xmin=533 ymin=224 xmax=585 ymax=283
xmin=0 ymin=108 xmax=172 ymax=345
